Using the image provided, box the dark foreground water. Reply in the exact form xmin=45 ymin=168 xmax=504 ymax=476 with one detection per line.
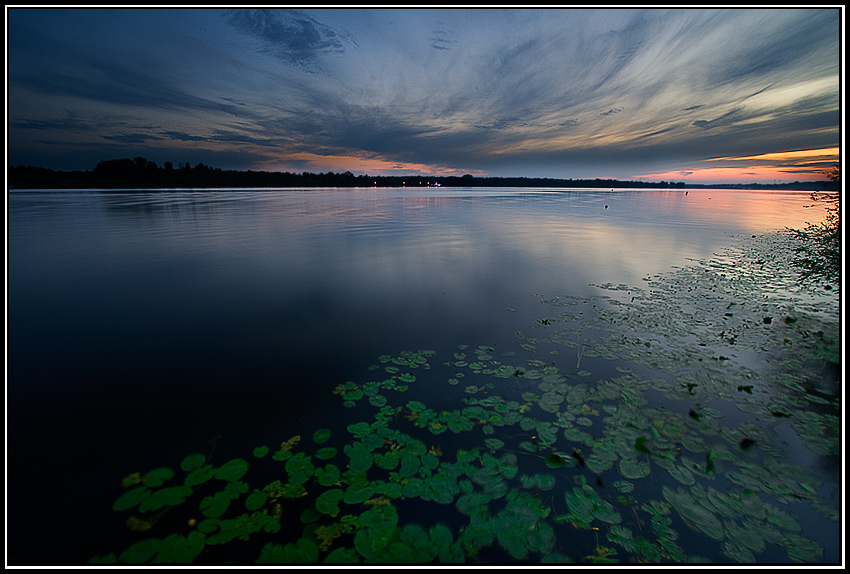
xmin=7 ymin=187 xmax=841 ymax=565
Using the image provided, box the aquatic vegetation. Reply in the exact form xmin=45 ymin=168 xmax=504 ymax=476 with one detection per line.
xmin=91 ymin=232 xmax=837 ymax=565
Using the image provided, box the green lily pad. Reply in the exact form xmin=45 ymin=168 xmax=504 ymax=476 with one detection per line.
xmin=347 ymin=422 xmax=372 ymax=438
xmin=200 ymin=491 xmax=232 ymax=519
xmin=315 ymin=489 xmax=344 ymax=516
xmin=545 ymin=453 xmax=568 ymax=468
xmin=151 ymin=532 xmax=206 ymax=564
xmin=252 ymin=445 xmax=269 ymax=458
xmin=313 ymin=428 xmax=332 ymax=444
xmin=343 ymin=483 xmax=376 ymax=504
xmin=315 ymin=447 xmax=338 ymax=460
xmin=119 ymin=538 xmax=162 ymax=563
xmin=142 ymin=468 xmax=174 ymax=488
xmin=181 ymin=454 xmax=207 ymax=472
xmin=139 ymin=485 xmax=193 ymax=513
xmin=112 ymin=486 xmax=151 ymax=512
xmin=214 ymin=458 xmax=249 ymax=482
xmin=285 ymin=452 xmax=315 ymax=485
xmin=323 ymin=547 xmax=361 ymax=563
xmin=184 ymin=464 xmax=216 ymax=487
xmin=256 ymin=538 xmax=319 ymax=563
xmin=619 ymin=457 xmax=650 ymax=479
xmin=484 ymin=438 xmax=505 ymax=451
xmin=314 ymin=464 xmax=341 ymax=487
xmin=520 ymin=473 xmax=556 ymax=491
xmin=245 ymin=489 xmax=268 ymax=511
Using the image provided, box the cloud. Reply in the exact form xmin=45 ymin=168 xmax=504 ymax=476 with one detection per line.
xmin=430 ymin=28 xmax=456 ymax=51
xmin=160 ymin=131 xmax=208 ymax=142
xmin=225 ymin=8 xmax=355 ymax=70
xmin=600 ymin=108 xmax=623 ymax=116
xmin=692 ymin=109 xmax=744 ymax=130
xmin=102 ymin=133 xmax=164 ymax=144
xmin=708 ymin=147 xmax=839 ymax=163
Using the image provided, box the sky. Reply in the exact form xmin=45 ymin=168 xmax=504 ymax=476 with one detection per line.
xmin=6 ymin=7 xmax=843 ymax=184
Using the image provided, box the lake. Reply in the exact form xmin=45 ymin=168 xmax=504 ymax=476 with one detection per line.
xmin=7 ymin=187 xmax=841 ymax=565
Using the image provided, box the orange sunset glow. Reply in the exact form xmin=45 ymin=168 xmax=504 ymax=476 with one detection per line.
xmin=636 ymin=147 xmax=839 ymax=185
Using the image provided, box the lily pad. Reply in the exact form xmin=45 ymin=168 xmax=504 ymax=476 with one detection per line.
xmin=312 ymin=428 xmax=332 ymax=444
xmin=200 ymin=491 xmax=232 ymax=519
xmin=184 ymin=464 xmax=216 ymax=487
xmin=214 ymin=458 xmax=249 ymax=482
xmin=112 ymin=487 xmax=151 ymax=512
xmin=180 ymin=454 xmax=207 ymax=472
xmin=151 ymin=532 xmax=206 ymax=564
xmin=315 ymin=489 xmax=344 ymax=516
xmin=119 ymin=538 xmax=162 ymax=563
xmin=139 ymin=485 xmax=193 ymax=513
xmin=343 ymin=483 xmax=376 ymax=504
xmin=245 ymin=489 xmax=268 ymax=512
xmin=143 ymin=468 xmax=174 ymax=488
xmin=314 ymin=464 xmax=341 ymax=487
xmin=285 ymin=452 xmax=315 ymax=485
xmin=315 ymin=447 xmax=338 ymax=460
xmin=545 ymin=453 xmax=568 ymax=468
xmin=619 ymin=457 xmax=651 ymax=479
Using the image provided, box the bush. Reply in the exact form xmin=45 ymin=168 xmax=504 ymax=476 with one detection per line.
xmin=789 ymin=165 xmax=840 ymax=284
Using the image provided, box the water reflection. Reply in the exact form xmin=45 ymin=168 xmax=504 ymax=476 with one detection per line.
xmin=7 ymin=187 xmax=835 ymax=565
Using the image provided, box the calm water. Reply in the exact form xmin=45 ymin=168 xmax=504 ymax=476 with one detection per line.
xmin=7 ymin=187 xmax=839 ymax=564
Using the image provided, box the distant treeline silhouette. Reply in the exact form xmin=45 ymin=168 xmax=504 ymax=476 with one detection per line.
xmin=8 ymin=157 xmax=839 ymax=191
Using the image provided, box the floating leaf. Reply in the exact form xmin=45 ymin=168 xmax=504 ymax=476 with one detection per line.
xmin=285 ymin=453 xmax=315 ymax=485
xmin=343 ymin=483 xmax=376 ymax=505
xmin=245 ymin=489 xmax=268 ymax=512
xmin=347 ymin=422 xmax=372 ymax=438
xmin=314 ymin=464 xmax=341 ymax=487
xmin=184 ymin=464 xmax=216 ymax=487
xmin=180 ymin=454 xmax=207 ymax=472
xmin=634 ymin=437 xmax=651 ymax=454
xmin=113 ymin=487 xmax=151 ymax=512
xmin=214 ymin=459 xmax=249 ymax=482
xmin=312 ymin=429 xmax=331 ymax=444
xmin=119 ymin=538 xmax=162 ymax=564
xmin=369 ymin=394 xmax=387 ymax=407
xmin=545 ymin=453 xmax=568 ymax=468
xmin=143 ymin=468 xmax=174 ymax=488
xmin=315 ymin=489 xmax=344 ymax=516
xmin=484 ymin=438 xmax=505 ymax=451
xmin=315 ymin=447 xmax=337 ymax=460
xmin=151 ymin=532 xmax=206 ymax=564
xmin=139 ymin=486 xmax=193 ymax=513
xmin=253 ymin=445 xmax=269 ymax=458
xmin=323 ymin=547 xmax=361 ymax=564
xmin=619 ymin=458 xmax=650 ymax=479
xmin=200 ymin=491 xmax=232 ymax=519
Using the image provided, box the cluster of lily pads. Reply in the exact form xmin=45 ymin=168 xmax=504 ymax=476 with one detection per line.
xmin=89 ymin=231 xmax=839 ymax=564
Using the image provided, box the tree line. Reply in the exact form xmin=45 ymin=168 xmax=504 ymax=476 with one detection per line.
xmin=8 ymin=156 xmax=839 ymax=191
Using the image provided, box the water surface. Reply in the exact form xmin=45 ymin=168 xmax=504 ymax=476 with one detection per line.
xmin=7 ymin=187 xmax=839 ymax=564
